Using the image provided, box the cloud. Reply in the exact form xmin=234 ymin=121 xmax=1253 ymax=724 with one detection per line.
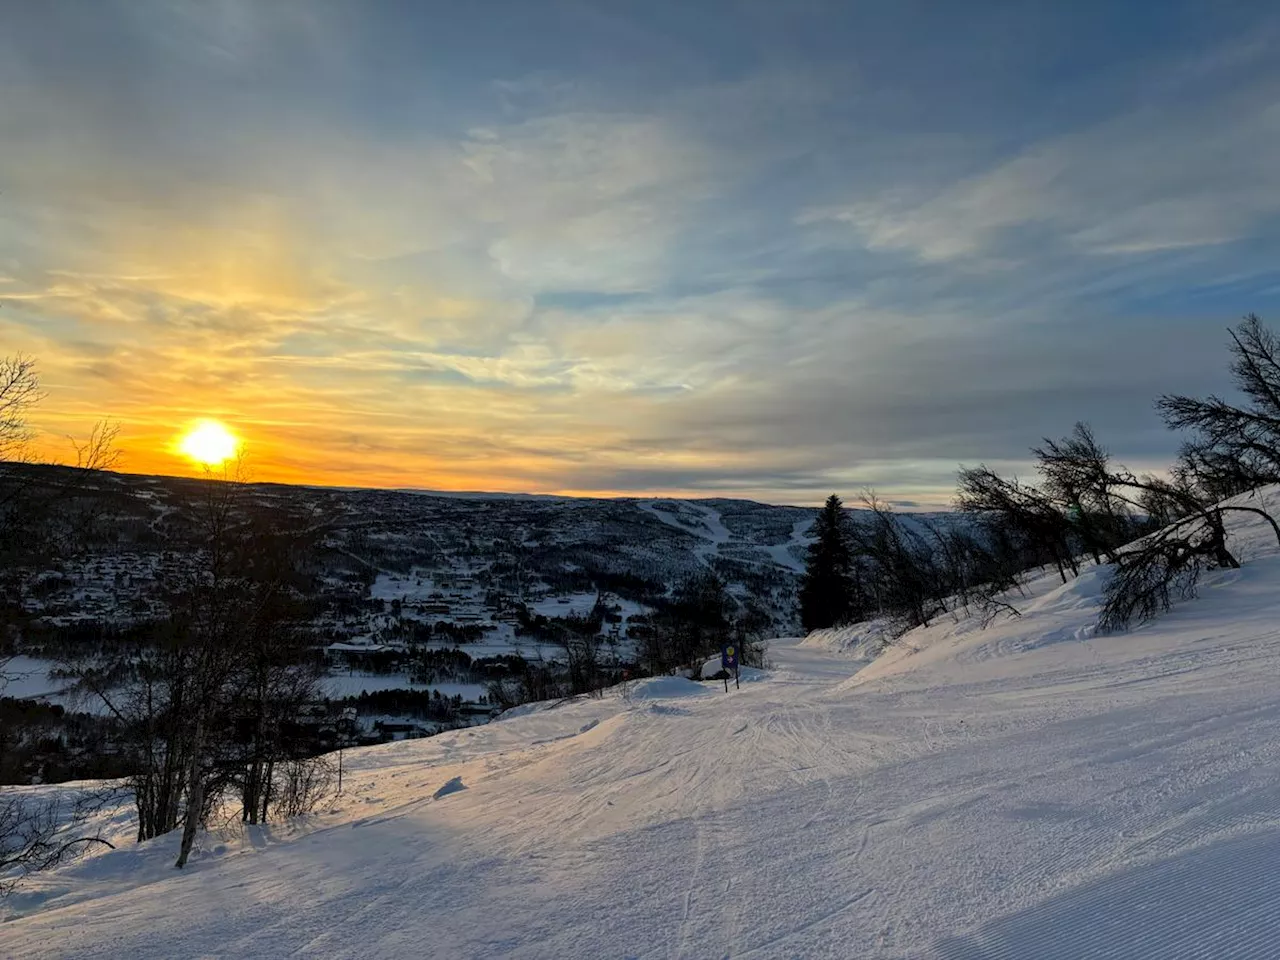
xmin=3 ymin=2 xmax=1280 ymax=504
xmin=462 ymin=113 xmax=720 ymax=292
xmin=806 ymin=81 xmax=1280 ymax=265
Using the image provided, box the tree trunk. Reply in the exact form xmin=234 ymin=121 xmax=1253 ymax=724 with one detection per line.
xmin=260 ymin=758 xmax=274 ymax=823
xmin=175 ymin=715 xmax=206 ymax=869
xmin=243 ymin=759 xmax=260 ymax=825
xmin=135 ymin=774 xmax=153 ymax=843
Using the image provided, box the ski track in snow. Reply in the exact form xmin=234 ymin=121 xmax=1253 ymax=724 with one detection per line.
xmin=760 ymin=517 xmax=812 ymax=574
xmin=634 ymin=499 xmax=811 ymax=573
xmin=8 ymin=500 xmax=1280 ymax=957
xmin=633 ymin=500 xmax=731 ymax=569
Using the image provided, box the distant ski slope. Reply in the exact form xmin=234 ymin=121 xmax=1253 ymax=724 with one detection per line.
xmin=763 ymin=516 xmax=814 ymax=573
xmin=7 ymin=492 xmax=1280 ymax=958
xmin=633 ymin=499 xmax=735 ymax=568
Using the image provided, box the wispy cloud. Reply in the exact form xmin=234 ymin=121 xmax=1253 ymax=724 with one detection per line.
xmin=805 ymin=77 xmax=1280 ymax=265
xmin=3 ymin=1 xmax=1280 ymax=503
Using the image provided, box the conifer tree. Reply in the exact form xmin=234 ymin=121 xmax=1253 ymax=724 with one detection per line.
xmin=799 ymin=494 xmax=859 ymax=631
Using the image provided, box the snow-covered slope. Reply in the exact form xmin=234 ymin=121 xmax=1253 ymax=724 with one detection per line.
xmin=6 ymin=499 xmax=1280 ymax=958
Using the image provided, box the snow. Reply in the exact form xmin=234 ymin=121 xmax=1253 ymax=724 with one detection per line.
xmin=325 ymin=642 xmax=392 ymax=654
xmin=624 ymin=676 xmax=713 ymax=700
xmin=423 ymin=682 xmax=488 ymax=701
xmin=431 ymin=776 xmax=468 ymax=800
xmin=801 ymin=619 xmax=897 ymax=660
xmin=761 ymin=516 xmax=812 ymax=574
xmin=634 ymin=499 xmax=733 ymax=568
xmin=369 ymin=572 xmax=436 ymax=602
xmin=2 ymin=656 xmax=66 ymax=701
xmin=529 ymin=592 xmax=600 ymax=618
xmin=1 ymin=658 xmax=488 ymax=710
xmin=1 ymin=657 xmax=109 ymax=715
xmin=694 ymin=657 xmax=769 ymax=685
xmin=8 ymin=496 xmax=1280 ymax=957
xmin=319 ymin=674 xmax=488 ymax=700
xmin=634 ymin=498 xmax=815 ymax=575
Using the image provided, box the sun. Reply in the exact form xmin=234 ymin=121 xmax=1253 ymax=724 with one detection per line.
xmin=178 ymin=420 xmax=240 ymax=466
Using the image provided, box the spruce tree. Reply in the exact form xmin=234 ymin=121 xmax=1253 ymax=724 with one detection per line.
xmin=799 ymin=494 xmax=858 ymax=631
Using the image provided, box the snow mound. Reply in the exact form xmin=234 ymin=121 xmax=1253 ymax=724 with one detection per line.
xmin=495 ymin=700 xmax=554 ymax=722
xmin=696 ymin=657 xmax=769 ymax=684
xmin=801 ymin=619 xmax=897 ymax=658
xmin=625 ymin=676 xmax=712 ymax=700
xmin=431 ymin=776 xmax=467 ymax=800
xmin=1023 ymin=562 xmax=1108 ymax=616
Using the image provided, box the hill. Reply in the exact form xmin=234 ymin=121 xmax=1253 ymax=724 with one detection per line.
xmin=4 ymin=490 xmax=1280 ymax=957
xmin=4 ymin=467 xmax=953 ymax=720
xmin=5 ymin=465 xmax=831 ymax=634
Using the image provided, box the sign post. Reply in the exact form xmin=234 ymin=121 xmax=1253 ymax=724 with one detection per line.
xmin=721 ymin=643 xmax=739 ymax=692
xmin=336 ymin=706 xmax=357 ymax=794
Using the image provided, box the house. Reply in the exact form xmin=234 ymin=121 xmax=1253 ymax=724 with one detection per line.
xmin=373 ymin=720 xmax=427 ymax=741
xmin=324 ymin=641 xmax=393 ymax=667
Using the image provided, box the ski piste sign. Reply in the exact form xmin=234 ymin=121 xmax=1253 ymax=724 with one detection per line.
xmin=720 ymin=644 xmax=741 ymax=691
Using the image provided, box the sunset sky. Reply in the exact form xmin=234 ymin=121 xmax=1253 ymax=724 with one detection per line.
xmin=4 ymin=1 xmax=1280 ymax=505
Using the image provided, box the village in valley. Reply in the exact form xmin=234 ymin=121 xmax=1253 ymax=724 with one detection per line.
xmin=3 ymin=468 xmax=821 ymax=777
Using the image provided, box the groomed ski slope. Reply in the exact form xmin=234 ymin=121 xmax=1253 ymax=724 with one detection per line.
xmin=7 ymin=495 xmax=1280 ymax=958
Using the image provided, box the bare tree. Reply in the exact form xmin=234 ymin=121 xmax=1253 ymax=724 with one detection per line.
xmin=1032 ymin=423 xmax=1136 ymax=565
xmin=0 ymin=354 xmax=42 ymax=464
xmin=69 ymin=420 xmax=122 ymax=473
xmin=272 ymin=754 xmax=337 ymax=818
xmin=0 ymin=357 xmax=125 ymax=897
xmin=920 ymin=517 xmax=1025 ymax=626
xmin=0 ymin=354 xmax=122 ymax=619
xmin=956 ymin=466 xmax=1080 ymax=582
xmin=944 ymin=320 xmax=1280 ymax=634
xmin=1032 ymin=430 xmax=1280 ymax=630
xmin=1098 ymin=511 xmax=1235 ymax=631
xmin=0 ymin=790 xmax=119 ymax=896
xmin=853 ymin=493 xmax=943 ymax=629
xmin=0 ymin=356 xmax=43 ymax=642
xmin=1159 ymin=314 xmax=1280 ymax=493
xmin=67 ymin=466 xmax=330 ymax=864
xmin=165 ymin=467 xmax=331 ymax=866
xmin=230 ymin=513 xmax=326 ymax=826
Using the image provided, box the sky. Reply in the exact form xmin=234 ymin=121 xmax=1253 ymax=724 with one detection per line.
xmin=3 ymin=0 xmax=1280 ymax=506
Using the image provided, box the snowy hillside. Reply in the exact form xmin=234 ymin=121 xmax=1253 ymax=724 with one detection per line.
xmin=6 ymin=495 xmax=1280 ymax=958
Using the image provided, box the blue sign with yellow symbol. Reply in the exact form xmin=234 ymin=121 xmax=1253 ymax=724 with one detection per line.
xmin=721 ymin=643 xmax=738 ymax=670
